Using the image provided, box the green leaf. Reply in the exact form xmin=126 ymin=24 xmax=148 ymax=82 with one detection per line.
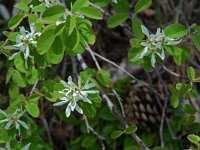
xmin=61 ymin=28 xmax=80 ymax=50
xmin=28 ymin=94 xmax=41 ymax=102
xmin=42 ymin=5 xmax=65 ymax=20
xmin=170 ymin=94 xmax=179 ymax=108
xmin=25 ymin=103 xmax=40 ymax=118
xmin=14 ymin=54 xmax=27 ymax=73
xmin=125 ymin=125 xmax=137 ymax=134
xmin=12 ymin=71 xmax=26 ymax=87
xmin=81 ymin=102 xmax=96 ymax=118
xmin=26 ymin=67 xmax=38 ymax=85
xmin=9 ymin=84 xmax=19 ymax=99
xmin=111 ymin=130 xmax=123 ymax=139
xmin=10 ymin=94 xmax=26 ymax=106
xmin=134 ymin=0 xmax=152 ymax=13
xmin=8 ymin=13 xmax=26 ymax=29
xmin=68 ymin=15 xmax=76 ymax=36
xmin=182 ymin=115 xmax=195 ymax=126
xmin=164 ymin=23 xmax=188 ymax=38
xmin=37 ymin=25 xmax=55 ymax=55
xmin=96 ymin=69 xmax=111 ymax=87
xmin=46 ymin=36 xmax=64 ymax=64
xmin=132 ymin=19 xmax=144 ymax=39
xmin=184 ymin=104 xmax=196 ymax=114
xmin=112 ymin=0 xmax=129 ymax=13
xmin=191 ymin=34 xmax=200 ymax=52
xmin=98 ymin=106 xmax=116 ymax=121
xmin=92 ymin=0 xmax=110 ymax=7
xmin=78 ymin=23 xmax=95 ymax=45
xmin=175 ymin=83 xmax=184 ymax=91
xmin=81 ymin=135 xmax=97 ymax=148
xmin=173 ymin=46 xmax=190 ymax=66
xmin=125 ymin=146 xmax=141 ymax=150
xmin=187 ymin=67 xmax=195 ymax=81
xmin=79 ymin=7 xmax=103 ymax=20
xmin=32 ymin=5 xmax=46 ymax=12
xmin=15 ymin=2 xmax=30 ymax=12
xmin=194 ymin=77 xmax=200 ymax=82
xmin=6 ymin=67 xmax=14 ymax=84
xmin=28 ymin=14 xmax=38 ymax=24
xmin=72 ymin=0 xmax=89 ymax=13
xmin=107 ymin=13 xmax=128 ymax=28
xmin=187 ymin=134 xmax=200 ymax=144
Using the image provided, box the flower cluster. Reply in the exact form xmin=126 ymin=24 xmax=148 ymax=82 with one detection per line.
xmin=39 ymin=0 xmax=61 ymax=7
xmin=53 ymin=76 xmax=99 ymax=117
xmin=138 ymin=25 xmax=181 ymax=67
xmin=0 ymin=109 xmax=29 ymax=134
xmin=6 ymin=24 xmax=41 ymax=68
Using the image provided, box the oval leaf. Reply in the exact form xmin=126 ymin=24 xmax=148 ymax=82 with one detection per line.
xmin=191 ymin=34 xmax=200 ymax=52
xmin=42 ymin=5 xmax=65 ymax=20
xmin=37 ymin=25 xmax=55 ymax=55
xmin=134 ymin=0 xmax=152 ymax=13
xmin=107 ymin=13 xmax=128 ymax=28
xmin=164 ymin=23 xmax=188 ymax=38
xmin=79 ymin=7 xmax=103 ymax=20
xmin=25 ymin=103 xmax=40 ymax=118
xmin=187 ymin=67 xmax=195 ymax=81
xmin=111 ymin=130 xmax=123 ymax=139
xmin=8 ymin=13 xmax=26 ymax=29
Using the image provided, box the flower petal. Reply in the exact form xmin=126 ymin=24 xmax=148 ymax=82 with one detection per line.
xmin=141 ymin=25 xmax=149 ymax=37
xmin=0 ymin=119 xmax=8 ymax=124
xmin=65 ymin=105 xmax=71 ymax=117
xmin=53 ymin=100 xmax=68 ymax=106
xmin=83 ymin=83 xmax=95 ymax=90
xmin=18 ymin=120 xmax=29 ymax=129
xmin=151 ymin=53 xmax=156 ymax=67
xmin=8 ymin=52 xmax=20 ymax=60
xmin=0 ymin=109 xmax=7 ymax=116
xmin=70 ymin=100 xmax=76 ymax=111
xmin=75 ymin=105 xmax=83 ymax=114
xmin=5 ymin=120 xmax=13 ymax=129
xmin=84 ymin=90 xmax=99 ymax=94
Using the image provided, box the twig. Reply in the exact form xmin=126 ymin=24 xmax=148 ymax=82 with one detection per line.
xmin=83 ymin=115 xmax=106 ymax=150
xmin=40 ymin=100 xmax=53 ymax=146
xmin=29 ymin=79 xmax=39 ymax=96
xmin=86 ymin=44 xmax=101 ymax=70
xmin=87 ymin=49 xmax=162 ymax=97
xmin=77 ymin=54 xmax=151 ymax=150
xmin=83 ymin=115 xmax=106 ymax=140
xmin=155 ymin=69 xmax=170 ymax=147
xmin=112 ymin=89 xmax=125 ymax=118
xmin=77 ymin=54 xmax=88 ymax=70
xmin=160 ymin=64 xmax=187 ymax=79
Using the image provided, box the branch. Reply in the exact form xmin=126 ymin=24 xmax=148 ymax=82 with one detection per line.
xmin=77 ymin=54 xmax=151 ymax=150
xmin=87 ymin=49 xmax=162 ymax=97
xmin=83 ymin=115 xmax=106 ymax=150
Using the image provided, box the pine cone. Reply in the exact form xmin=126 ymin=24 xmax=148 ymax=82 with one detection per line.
xmin=124 ymin=85 xmax=162 ymax=131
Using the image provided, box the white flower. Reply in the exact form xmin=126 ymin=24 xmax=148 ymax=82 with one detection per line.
xmin=39 ymin=0 xmax=61 ymax=7
xmin=112 ymin=0 xmax=120 ymax=3
xmin=0 ymin=142 xmax=11 ymax=150
xmin=5 ymin=24 xmax=41 ymax=69
xmin=0 ymin=109 xmax=29 ymax=134
xmin=139 ymin=25 xmax=181 ymax=67
xmin=53 ymin=76 xmax=99 ymax=117
xmin=0 ymin=142 xmax=31 ymax=150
